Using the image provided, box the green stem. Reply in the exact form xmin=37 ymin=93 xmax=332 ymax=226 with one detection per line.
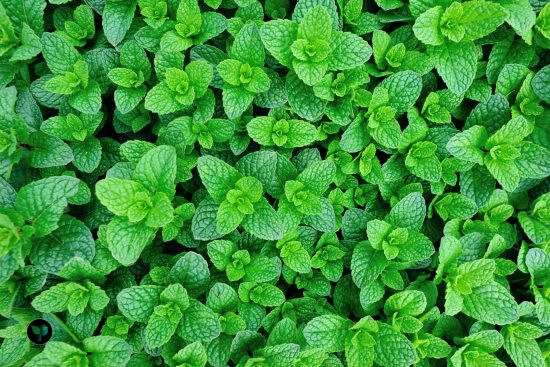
xmin=8 ymin=283 xmax=20 ymax=314
xmin=49 ymin=313 xmax=81 ymax=344
xmin=3 ymin=162 xmax=14 ymax=181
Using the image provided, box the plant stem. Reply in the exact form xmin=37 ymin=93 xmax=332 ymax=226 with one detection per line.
xmin=49 ymin=313 xmax=81 ymax=344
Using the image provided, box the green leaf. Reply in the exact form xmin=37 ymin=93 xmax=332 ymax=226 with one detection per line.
xmin=222 ymin=85 xmax=255 ymax=119
xmin=280 ymin=241 xmax=311 ymax=273
xmin=102 ymin=0 xmax=136 ymax=46
xmin=207 ymin=240 xmax=236 ymax=270
xmin=69 ymin=81 xmax=102 ymax=115
xmin=178 ymin=300 xmax=221 ymax=342
xmin=146 ymin=192 xmax=174 ymax=228
xmin=169 ymin=252 xmax=210 ymax=293
xmin=299 ymin=6 xmax=332 ymax=41
xmin=460 ymin=0 xmax=507 ymax=41
xmin=531 ymin=64 xmax=550 ymax=103
xmin=379 ymin=71 xmax=422 ymax=114
xmin=187 ymin=61 xmax=214 ymax=98
xmin=10 ymin=23 xmax=42 ymax=62
xmin=231 ymin=23 xmax=265 ymax=67
xmin=428 ymin=40 xmax=478 ymax=95
xmin=197 ymin=155 xmax=242 ymax=203
xmin=96 ymin=178 xmax=146 ymax=217
xmin=236 ymin=150 xmax=297 ymax=197
xmin=460 ymin=166 xmax=495 ymax=208
xmin=303 ymin=315 xmax=353 ymax=353
xmin=191 ymin=197 xmax=224 ymax=241
xmin=462 ymin=281 xmax=519 ymax=325
xmin=2 ymin=0 xmax=46 ymax=34
xmin=413 ymin=6 xmax=445 ymax=45
xmin=243 ymin=255 xmax=281 ymax=283
xmin=525 ymin=248 xmax=550 ymax=284
xmin=386 ymin=192 xmax=426 ymax=230
xmin=351 ymin=242 xmax=389 ymax=288
xmin=241 ymin=198 xmax=284 ymax=240
xmin=37 ymin=341 xmax=87 ymax=365
xmin=260 ymin=19 xmax=298 ymax=68
xmin=117 ymin=285 xmax=163 ymax=322
xmin=145 ymin=304 xmax=182 ymax=348
xmin=82 ymin=336 xmax=132 ymax=367
xmin=40 ymin=32 xmax=81 ymax=74
xmin=485 ymin=158 xmax=519 ymax=192
xmin=384 ymin=290 xmax=427 ymax=316
xmin=500 ymin=0 xmax=536 ymax=43
xmin=144 ymin=82 xmax=180 ymax=115
xmin=16 ymin=176 xmax=80 ymax=237
xmin=516 ymin=142 xmax=550 ymax=179
xmin=456 ymin=259 xmax=496 ymax=290
xmin=327 ymin=31 xmax=372 ymax=70
xmin=105 ymin=217 xmax=157 ymax=266
xmin=447 ymin=125 xmax=488 ymax=165
xmin=31 ymin=283 xmax=71 ymax=313
xmin=248 ymin=283 xmax=285 ymax=307
xmin=303 ymin=197 xmax=337 ymax=233
xmin=374 ymin=323 xmax=416 ymax=367
xmin=296 ymin=160 xmax=336 ymax=196
xmin=286 ymin=71 xmax=327 ymax=121
xmin=133 ymin=145 xmax=177 ymax=197
xmin=29 ymin=131 xmax=73 ymax=168
xmin=502 ymin=323 xmax=545 ymax=367
xmin=173 ymin=341 xmax=208 ymax=366
xmin=30 ymin=216 xmax=95 ymax=273
xmin=71 ymin=137 xmax=102 ymax=173
xmin=292 ymin=0 xmax=339 ymax=31
xmin=434 ymin=193 xmax=478 ymax=220
xmin=406 ymin=140 xmax=441 ymax=179
xmin=260 ymin=343 xmax=300 ymax=367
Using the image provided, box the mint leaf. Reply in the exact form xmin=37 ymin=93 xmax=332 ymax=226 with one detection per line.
xmin=102 ymin=0 xmax=136 ymax=46
xmin=133 ymin=145 xmax=177 ymax=197
xmin=374 ymin=323 xmax=416 ymax=367
xmin=531 ymin=64 xmax=550 ymax=103
xmin=105 ymin=217 xmax=157 ymax=266
xmin=30 ymin=216 xmax=95 ymax=273
xmin=502 ymin=323 xmax=545 ymax=367
xmin=5 ymin=2 xmax=548 ymax=366
xmin=303 ymin=315 xmax=353 ymax=353
xmin=83 ymin=336 xmax=132 ymax=367
xmin=16 ymin=176 xmax=80 ymax=237
xmin=462 ymin=281 xmax=519 ymax=325
xmin=428 ymin=40 xmax=478 ymax=95
xmin=117 ymin=285 xmax=163 ymax=322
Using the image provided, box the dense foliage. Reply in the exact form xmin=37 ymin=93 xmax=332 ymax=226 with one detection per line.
xmin=1 ymin=0 xmax=550 ymax=366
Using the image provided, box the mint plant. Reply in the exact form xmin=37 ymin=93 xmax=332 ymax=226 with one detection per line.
xmin=1 ymin=0 xmax=549 ymax=366
xmin=108 ymin=41 xmax=152 ymax=114
xmin=145 ymin=61 xmax=213 ymax=114
xmin=217 ymin=23 xmax=271 ymax=119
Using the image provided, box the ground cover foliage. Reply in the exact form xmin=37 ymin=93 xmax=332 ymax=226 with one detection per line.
xmin=0 ymin=0 xmax=550 ymax=366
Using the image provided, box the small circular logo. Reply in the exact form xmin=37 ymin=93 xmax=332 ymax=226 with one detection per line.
xmin=27 ymin=319 xmax=53 ymax=345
